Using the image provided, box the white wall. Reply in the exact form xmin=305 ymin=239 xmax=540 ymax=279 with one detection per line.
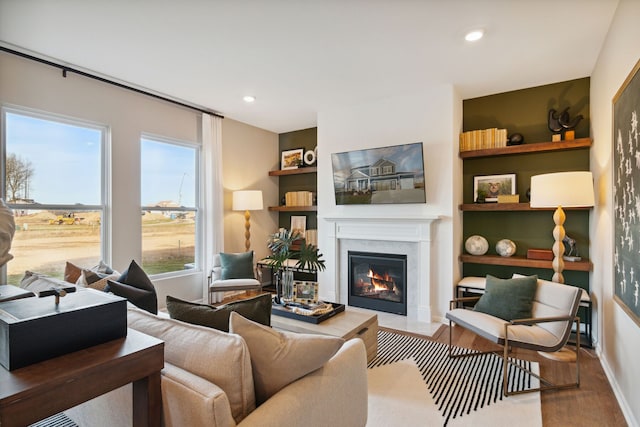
xmin=316 ymin=87 xmax=462 ymax=321
xmin=590 ymin=0 xmax=640 ymax=425
xmin=0 ymin=51 xmax=280 ymax=308
xmin=221 ymin=118 xmax=279 ymax=261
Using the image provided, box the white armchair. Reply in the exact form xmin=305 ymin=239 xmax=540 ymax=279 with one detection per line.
xmin=208 ymin=253 xmax=262 ymax=304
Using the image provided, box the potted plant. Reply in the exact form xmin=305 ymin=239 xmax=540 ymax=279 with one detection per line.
xmin=264 ymin=228 xmax=326 ymax=304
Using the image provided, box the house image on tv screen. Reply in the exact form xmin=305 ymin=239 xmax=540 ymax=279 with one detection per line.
xmin=331 ymin=142 xmax=426 ymax=205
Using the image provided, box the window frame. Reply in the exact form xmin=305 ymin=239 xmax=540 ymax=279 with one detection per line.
xmin=1 ymin=104 xmax=111 ymax=279
xmin=140 ymin=133 xmax=201 ymax=278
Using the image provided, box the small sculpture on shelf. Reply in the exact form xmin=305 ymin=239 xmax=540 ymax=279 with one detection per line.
xmin=465 ymin=235 xmax=489 ymax=256
xmin=507 ymin=133 xmax=524 ymax=146
xmin=548 ymin=107 xmax=583 ymax=140
xmin=496 ymin=239 xmax=516 ymax=257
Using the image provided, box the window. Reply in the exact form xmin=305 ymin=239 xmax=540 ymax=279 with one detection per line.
xmin=141 ymin=136 xmax=199 ymax=275
xmin=2 ymin=107 xmax=107 ymax=284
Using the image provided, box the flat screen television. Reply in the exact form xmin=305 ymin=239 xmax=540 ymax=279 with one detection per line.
xmin=331 ymin=142 xmax=426 ymax=205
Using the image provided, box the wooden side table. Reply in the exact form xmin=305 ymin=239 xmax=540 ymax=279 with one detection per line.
xmin=0 ymin=328 xmax=164 ymax=427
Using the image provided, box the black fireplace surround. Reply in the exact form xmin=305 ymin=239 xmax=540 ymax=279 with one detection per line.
xmin=348 ymin=251 xmax=407 ymax=315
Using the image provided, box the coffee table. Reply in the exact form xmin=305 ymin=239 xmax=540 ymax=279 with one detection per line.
xmin=271 ymin=308 xmax=378 ymax=362
xmin=0 ymin=328 xmax=164 ymax=427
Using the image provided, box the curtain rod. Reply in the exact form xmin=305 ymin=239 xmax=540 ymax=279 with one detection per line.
xmin=0 ymin=46 xmax=224 ymax=119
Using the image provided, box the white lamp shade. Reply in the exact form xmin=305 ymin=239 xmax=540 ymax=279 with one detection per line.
xmin=529 ymin=171 xmax=595 ymax=208
xmin=232 ymin=190 xmax=263 ymax=211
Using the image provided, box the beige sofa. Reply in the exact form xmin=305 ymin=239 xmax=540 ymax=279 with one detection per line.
xmin=65 ymin=305 xmax=369 ymax=427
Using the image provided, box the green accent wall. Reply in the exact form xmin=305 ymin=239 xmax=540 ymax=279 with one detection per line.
xmin=462 ymin=78 xmax=591 ymax=294
xmin=463 ymin=77 xmax=590 ymax=142
xmin=278 ymin=128 xmax=317 ymax=230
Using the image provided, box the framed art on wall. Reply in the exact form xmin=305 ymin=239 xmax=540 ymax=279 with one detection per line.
xmin=281 ymin=148 xmax=304 ymax=170
xmin=473 ymin=173 xmax=516 ymax=202
xmin=613 ymin=57 xmax=640 ymax=327
xmin=290 ymin=215 xmax=306 ymax=237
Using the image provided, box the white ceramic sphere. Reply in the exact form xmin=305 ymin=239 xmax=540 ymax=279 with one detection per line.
xmin=496 ymin=239 xmax=516 ymax=257
xmin=465 ymin=235 xmax=489 ymax=255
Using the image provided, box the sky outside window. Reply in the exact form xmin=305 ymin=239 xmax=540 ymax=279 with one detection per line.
xmin=141 ymin=138 xmax=196 ymax=207
xmin=5 ymin=112 xmax=101 ymax=204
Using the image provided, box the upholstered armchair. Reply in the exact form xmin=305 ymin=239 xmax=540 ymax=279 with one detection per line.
xmin=208 ymin=252 xmax=262 ymax=304
xmin=446 ymin=274 xmax=582 ymax=396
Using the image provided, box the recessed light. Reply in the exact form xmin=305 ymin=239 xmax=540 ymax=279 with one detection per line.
xmin=465 ymin=29 xmax=484 ymax=42
xmin=243 ymin=95 xmax=256 ymax=103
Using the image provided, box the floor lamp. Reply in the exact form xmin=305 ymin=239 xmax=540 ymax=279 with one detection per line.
xmin=232 ymin=190 xmax=264 ymax=252
xmin=529 ymin=171 xmax=594 ymax=283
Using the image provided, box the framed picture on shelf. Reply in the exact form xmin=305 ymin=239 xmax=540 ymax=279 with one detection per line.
xmin=281 ymin=148 xmax=304 ymax=170
xmin=291 ymin=215 xmax=306 ymax=237
xmin=473 ymin=173 xmax=516 ymax=202
xmin=293 ymin=281 xmax=319 ymax=304
xmin=613 ymin=57 xmax=640 ymax=327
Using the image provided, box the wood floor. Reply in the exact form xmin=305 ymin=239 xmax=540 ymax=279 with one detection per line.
xmin=431 ymin=324 xmax=627 ymax=427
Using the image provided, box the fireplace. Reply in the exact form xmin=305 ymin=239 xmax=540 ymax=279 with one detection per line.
xmin=348 ymin=251 xmax=407 ymax=315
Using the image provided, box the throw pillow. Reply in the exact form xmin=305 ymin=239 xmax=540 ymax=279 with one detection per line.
xmin=91 ymin=260 xmax=115 ymax=274
xmin=229 ymin=311 xmax=344 ymax=405
xmin=19 ymin=271 xmax=76 ymax=295
xmin=473 ymin=274 xmax=538 ymax=321
xmin=219 ymin=251 xmax=254 ymax=280
xmin=77 ymin=269 xmax=120 ymax=291
xmin=64 ymin=261 xmax=83 ymax=283
xmin=166 ymin=293 xmax=272 ymax=332
xmin=105 ymin=260 xmax=157 ymax=314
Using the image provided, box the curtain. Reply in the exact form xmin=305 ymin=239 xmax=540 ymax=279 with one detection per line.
xmin=202 ymin=113 xmax=224 ymax=302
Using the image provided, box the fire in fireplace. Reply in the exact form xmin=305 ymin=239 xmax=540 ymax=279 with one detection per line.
xmin=348 ymin=251 xmax=407 ymax=315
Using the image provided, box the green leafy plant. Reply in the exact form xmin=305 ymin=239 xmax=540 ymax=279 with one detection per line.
xmin=264 ymin=228 xmax=326 ymax=272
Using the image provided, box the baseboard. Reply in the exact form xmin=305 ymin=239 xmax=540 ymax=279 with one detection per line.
xmin=597 ymin=346 xmax=639 ymax=427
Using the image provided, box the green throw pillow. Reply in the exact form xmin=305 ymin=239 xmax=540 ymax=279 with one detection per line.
xmin=219 ymin=251 xmax=255 ymax=280
xmin=473 ymin=274 xmax=538 ymax=321
xmin=166 ymin=293 xmax=272 ymax=332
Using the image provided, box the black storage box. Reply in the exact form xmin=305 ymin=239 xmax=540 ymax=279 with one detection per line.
xmin=0 ymin=288 xmax=127 ymax=370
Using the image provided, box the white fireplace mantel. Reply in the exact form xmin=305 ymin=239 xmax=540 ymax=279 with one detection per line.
xmin=322 ymin=215 xmax=441 ymax=322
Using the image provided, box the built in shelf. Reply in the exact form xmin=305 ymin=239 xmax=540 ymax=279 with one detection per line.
xmin=269 ymin=167 xmax=317 ymax=176
xmin=459 ymin=203 xmax=592 ymax=212
xmin=268 ymin=205 xmax=317 ymax=212
xmin=459 ymin=254 xmax=593 ymax=271
xmin=459 ymin=138 xmax=592 ymax=159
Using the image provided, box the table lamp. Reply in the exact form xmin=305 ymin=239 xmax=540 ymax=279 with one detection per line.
xmin=529 ymin=171 xmax=594 ymax=283
xmin=232 ymin=190 xmax=263 ymax=252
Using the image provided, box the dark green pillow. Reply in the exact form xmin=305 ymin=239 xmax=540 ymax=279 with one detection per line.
xmin=166 ymin=293 xmax=272 ymax=332
xmin=219 ymin=251 xmax=254 ymax=280
xmin=473 ymin=274 xmax=538 ymax=321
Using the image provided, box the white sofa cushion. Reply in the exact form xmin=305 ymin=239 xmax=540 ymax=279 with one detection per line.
xmin=127 ymin=305 xmax=255 ymax=423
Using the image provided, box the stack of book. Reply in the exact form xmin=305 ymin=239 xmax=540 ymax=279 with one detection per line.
xmin=459 ymin=128 xmax=508 ymax=151
xmin=285 ymin=191 xmax=314 ymax=206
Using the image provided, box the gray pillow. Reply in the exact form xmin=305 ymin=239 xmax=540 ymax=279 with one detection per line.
xmin=166 ymin=293 xmax=271 ymax=332
xmin=220 ymin=251 xmax=254 ymax=280
xmin=473 ymin=274 xmax=537 ymax=321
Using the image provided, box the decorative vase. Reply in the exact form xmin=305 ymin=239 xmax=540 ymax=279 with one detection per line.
xmin=465 ymin=235 xmax=489 ymax=255
xmin=281 ymin=269 xmax=294 ymax=301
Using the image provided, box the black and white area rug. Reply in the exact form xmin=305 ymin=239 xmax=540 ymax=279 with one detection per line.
xmin=367 ymin=329 xmax=542 ymax=427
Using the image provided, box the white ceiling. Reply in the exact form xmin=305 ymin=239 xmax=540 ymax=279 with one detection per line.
xmin=0 ymin=0 xmax=619 ymax=134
